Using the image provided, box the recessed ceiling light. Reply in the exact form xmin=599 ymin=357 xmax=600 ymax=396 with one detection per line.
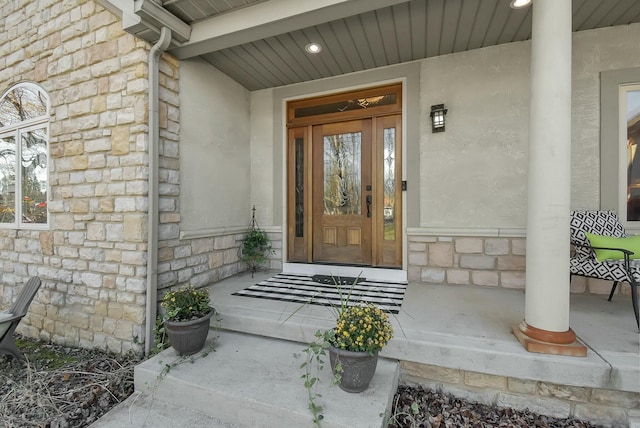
xmin=305 ymin=42 xmax=322 ymax=54
xmin=510 ymin=0 xmax=532 ymax=8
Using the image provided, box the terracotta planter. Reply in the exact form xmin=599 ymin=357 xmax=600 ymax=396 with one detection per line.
xmin=165 ymin=310 xmax=214 ymax=356
xmin=329 ymin=345 xmax=379 ymax=393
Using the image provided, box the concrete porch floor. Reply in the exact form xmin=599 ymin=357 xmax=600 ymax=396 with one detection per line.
xmin=93 ymin=270 xmax=640 ymax=428
xmin=213 ymin=270 xmax=639 ymax=395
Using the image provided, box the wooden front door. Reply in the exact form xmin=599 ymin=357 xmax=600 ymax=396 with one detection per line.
xmin=312 ymin=120 xmax=372 ymax=264
xmin=286 ymin=84 xmax=403 ymax=268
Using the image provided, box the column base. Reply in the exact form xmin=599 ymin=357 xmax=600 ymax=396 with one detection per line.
xmin=512 ymin=321 xmax=587 ymax=357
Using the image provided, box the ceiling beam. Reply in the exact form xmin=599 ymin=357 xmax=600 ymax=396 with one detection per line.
xmin=170 ymin=0 xmax=409 ymax=59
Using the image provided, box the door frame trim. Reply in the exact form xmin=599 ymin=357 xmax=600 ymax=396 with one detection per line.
xmin=280 ymin=78 xmax=409 ymax=275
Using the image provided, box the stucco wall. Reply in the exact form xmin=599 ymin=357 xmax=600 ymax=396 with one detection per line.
xmin=179 ymin=58 xmax=251 ymax=232
xmin=174 ymin=59 xmax=281 ymax=283
xmin=572 ymin=24 xmax=640 ymax=213
xmin=249 ymin=89 xmax=275 ymax=226
xmin=419 ymin=41 xmax=530 ymax=228
xmin=419 ymin=23 xmax=640 ymax=228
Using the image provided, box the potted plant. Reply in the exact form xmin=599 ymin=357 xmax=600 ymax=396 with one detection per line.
xmin=300 ymin=294 xmax=394 ymax=425
xmin=240 ymin=228 xmax=272 ymax=275
xmin=160 ymin=285 xmax=214 ymax=356
xmin=328 ymin=303 xmax=394 ymax=392
xmin=239 ymin=206 xmax=273 ymax=277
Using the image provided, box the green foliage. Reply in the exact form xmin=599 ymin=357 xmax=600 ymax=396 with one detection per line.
xmin=239 ymin=228 xmax=272 ymax=270
xmin=239 ymin=206 xmax=274 ymax=277
xmin=300 ymin=329 xmax=342 ymax=427
xmin=13 ymin=337 xmax=76 ymax=369
xmin=151 ymin=316 xmax=169 ymax=356
xmin=160 ymin=285 xmax=212 ymax=322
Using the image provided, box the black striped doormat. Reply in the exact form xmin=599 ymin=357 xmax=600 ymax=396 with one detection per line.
xmin=232 ymin=273 xmax=407 ymax=313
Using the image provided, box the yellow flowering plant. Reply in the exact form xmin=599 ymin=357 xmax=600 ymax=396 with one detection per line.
xmin=297 ymin=281 xmax=396 ymax=426
xmin=330 ymin=303 xmax=393 ymax=354
xmin=160 ymin=285 xmax=212 ymax=322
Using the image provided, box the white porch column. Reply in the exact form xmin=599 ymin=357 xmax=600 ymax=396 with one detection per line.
xmin=513 ymin=0 xmax=586 ymax=356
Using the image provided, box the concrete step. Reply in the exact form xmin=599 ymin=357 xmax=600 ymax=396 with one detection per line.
xmin=90 ymin=392 xmax=240 ymax=428
xmin=93 ymin=330 xmax=399 ymax=428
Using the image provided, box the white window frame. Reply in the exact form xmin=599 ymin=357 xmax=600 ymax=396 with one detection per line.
xmin=0 ymin=83 xmax=50 ymax=229
xmin=600 ymin=68 xmax=640 ymax=231
xmin=618 ymin=83 xmax=640 ymax=226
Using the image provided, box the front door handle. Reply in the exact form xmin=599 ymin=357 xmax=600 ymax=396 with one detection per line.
xmin=366 ymin=195 xmax=372 ymax=218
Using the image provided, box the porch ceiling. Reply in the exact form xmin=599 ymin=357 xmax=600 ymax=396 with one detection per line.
xmin=131 ymin=0 xmax=640 ymax=90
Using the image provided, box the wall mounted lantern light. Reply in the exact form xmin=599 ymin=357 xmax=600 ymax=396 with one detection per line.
xmin=430 ymin=104 xmax=448 ymax=133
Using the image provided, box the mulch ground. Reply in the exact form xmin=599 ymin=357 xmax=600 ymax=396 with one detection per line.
xmin=1 ymin=336 xmax=604 ymax=428
xmin=389 ymin=384 xmax=603 ymax=428
xmin=0 ymin=336 xmax=139 ymax=428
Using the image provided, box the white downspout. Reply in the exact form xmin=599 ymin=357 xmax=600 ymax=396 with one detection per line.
xmin=145 ymin=26 xmax=171 ymax=357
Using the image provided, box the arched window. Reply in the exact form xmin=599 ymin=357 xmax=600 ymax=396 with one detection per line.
xmin=0 ymin=83 xmax=49 ymax=227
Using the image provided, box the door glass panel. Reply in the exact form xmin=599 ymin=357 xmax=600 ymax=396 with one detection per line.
xmin=294 ymin=137 xmax=304 ymax=237
xmin=21 ymin=128 xmax=48 ymax=224
xmin=0 ymin=134 xmax=16 ymax=223
xmin=323 ymin=132 xmax=361 ymax=215
xmin=383 ymin=128 xmax=395 ymax=240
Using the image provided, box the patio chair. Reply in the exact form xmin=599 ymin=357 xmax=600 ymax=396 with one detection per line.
xmin=0 ymin=276 xmax=42 ymax=361
xmin=569 ymin=211 xmax=639 ymax=330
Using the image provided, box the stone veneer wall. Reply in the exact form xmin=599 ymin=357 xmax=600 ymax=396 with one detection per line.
xmin=408 ymin=235 xmax=527 ymax=288
xmin=0 ymin=0 xmax=153 ymax=355
xmin=407 ymin=234 xmax=631 ymax=297
xmin=0 ymin=0 xmax=260 ymax=356
xmin=401 ymin=362 xmax=640 ymax=427
xmin=158 ymin=230 xmax=282 ymax=293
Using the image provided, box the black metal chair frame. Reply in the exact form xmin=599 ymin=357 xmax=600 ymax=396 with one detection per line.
xmin=570 ymin=242 xmax=639 ymax=330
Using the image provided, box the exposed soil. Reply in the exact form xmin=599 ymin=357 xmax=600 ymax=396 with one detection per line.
xmin=1 ymin=337 xmax=605 ymax=428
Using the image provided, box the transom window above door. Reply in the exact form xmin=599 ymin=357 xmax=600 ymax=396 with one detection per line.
xmin=287 ymin=84 xmax=402 ymax=127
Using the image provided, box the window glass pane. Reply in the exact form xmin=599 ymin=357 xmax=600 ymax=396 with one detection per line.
xmin=626 ymin=89 xmax=640 ymax=221
xmin=383 ymin=128 xmax=396 ymax=240
xmin=21 ymin=128 xmax=47 ymax=224
xmin=294 ymin=137 xmax=304 ymax=237
xmin=323 ymin=132 xmax=361 ymax=215
xmin=0 ymin=134 xmax=16 ymax=223
xmin=0 ymin=84 xmax=48 ymax=128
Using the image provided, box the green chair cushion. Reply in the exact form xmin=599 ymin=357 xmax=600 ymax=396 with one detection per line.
xmin=584 ymin=233 xmax=640 ymax=262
